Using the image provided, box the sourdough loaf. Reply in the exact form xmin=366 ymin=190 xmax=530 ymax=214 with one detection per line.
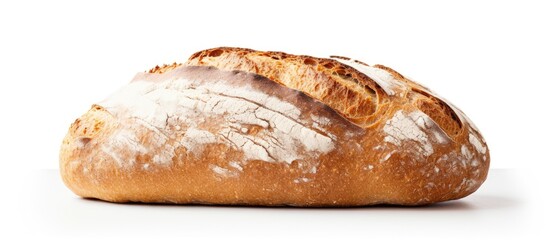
xmin=60 ymin=47 xmax=489 ymax=206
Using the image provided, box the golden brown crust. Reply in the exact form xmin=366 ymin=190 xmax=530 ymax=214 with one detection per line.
xmin=186 ymin=47 xmax=387 ymax=127
xmin=148 ymin=62 xmax=182 ymax=74
xmin=60 ymin=48 xmax=490 ymax=206
xmin=185 ymin=47 xmax=469 ymax=141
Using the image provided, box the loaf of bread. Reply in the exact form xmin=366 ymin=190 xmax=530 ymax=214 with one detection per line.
xmin=60 ymin=47 xmax=489 ymax=206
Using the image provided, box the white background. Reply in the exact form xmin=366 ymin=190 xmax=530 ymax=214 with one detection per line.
xmin=0 ymin=0 xmax=548 ymax=239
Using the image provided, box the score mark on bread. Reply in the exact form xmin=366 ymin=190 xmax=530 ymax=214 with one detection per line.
xmin=60 ymin=47 xmax=489 ymax=206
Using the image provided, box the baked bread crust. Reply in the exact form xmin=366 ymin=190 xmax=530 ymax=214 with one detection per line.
xmin=60 ymin=48 xmax=489 ymax=206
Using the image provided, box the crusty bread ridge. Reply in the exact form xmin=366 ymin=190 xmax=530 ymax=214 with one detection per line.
xmin=185 ymin=47 xmax=462 ymax=134
xmin=60 ymin=47 xmax=489 ymax=206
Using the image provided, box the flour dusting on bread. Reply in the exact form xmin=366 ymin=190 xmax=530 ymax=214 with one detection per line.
xmin=331 ymin=57 xmax=406 ymax=96
xmin=98 ymin=71 xmax=335 ymax=166
xmin=383 ymin=110 xmax=434 ymax=157
xmin=468 ymin=131 xmax=487 ymax=154
xmin=60 ymin=48 xmax=490 ymax=206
